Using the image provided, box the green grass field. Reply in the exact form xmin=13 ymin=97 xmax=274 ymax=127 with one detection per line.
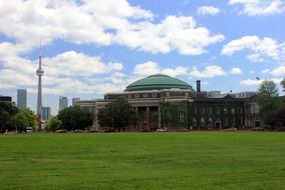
xmin=0 ymin=132 xmax=285 ymax=190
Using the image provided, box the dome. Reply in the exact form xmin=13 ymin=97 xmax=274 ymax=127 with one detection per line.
xmin=125 ymin=74 xmax=193 ymax=91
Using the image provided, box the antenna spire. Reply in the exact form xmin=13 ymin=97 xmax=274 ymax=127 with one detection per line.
xmin=40 ymin=39 xmax=42 ymax=56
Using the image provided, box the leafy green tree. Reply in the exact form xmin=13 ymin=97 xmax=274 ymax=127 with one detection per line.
xmin=58 ymin=106 xmax=92 ymax=130
xmin=160 ymin=100 xmax=179 ymax=128
xmin=281 ymin=79 xmax=285 ymax=92
xmin=97 ymin=98 xmax=137 ymax=132
xmin=0 ymin=102 xmax=18 ymax=132
xmin=9 ymin=109 xmax=37 ymax=132
xmin=256 ymin=80 xmax=281 ymax=118
xmin=265 ymin=106 xmax=285 ymax=130
xmin=45 ymin=116 xmax=62 ymax=132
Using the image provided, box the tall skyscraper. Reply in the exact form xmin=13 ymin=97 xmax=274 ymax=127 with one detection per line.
xmin=72 ymin=98 xmax=80 ymax=106
xmin=17 ymin=89 xmax=27 ymax=109
xmin=41 ymin=107 xmax=51 ymax=121
xmin=36 ymin=46 xmax=44 ymax=121
xmin=59 ymin=96 xmax=68 ymax=112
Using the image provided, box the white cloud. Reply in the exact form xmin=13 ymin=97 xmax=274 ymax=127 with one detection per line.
xmin=0 ymin=0 xmax=223 ymax=56
xmin=189 ymin=65 xmax=226 ymax=78
xmin=221 ymin=35 xmax=282 ymax=62
xmin=197 ymin=6 xmax=221 ymax=15
xmin=240 ymin=77 xmax=283 ymax=85
xmin=161 ymin=66 xmax=189 ymax=77
xmin=269 ymin=65 xmax=285 ymax=76
xmin=44 ymin=51 xmax=123 ymax=77
xmin=132 ymin=61 xmax=189 ymax=78
xmin=0 ymin=69 xmax=36 ymax=88
xmin=230 ymin=67 xmax=242 ymax=75
xmin=0 ymin=49 xmax=126 ymax=95
xmin=240 ymin=79 xmax=262 ymax=85
xmin=229 ymin=0 xmax=285 ymax=16
xmin=133 ymin=61 xmax=160 ymax=77
xmin=0 ymin=0 xmax=153 ymax=48
xmin=262 ymin=69 xmax=270 ymax=74
xmin=113 ymin=15 xmax=224 ymax=55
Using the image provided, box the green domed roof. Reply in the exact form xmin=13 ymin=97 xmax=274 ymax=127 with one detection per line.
xmin=125 ymin=74 xmax=193 ymax=91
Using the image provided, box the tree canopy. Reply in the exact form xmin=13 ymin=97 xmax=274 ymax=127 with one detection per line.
xmin=10 ymin=109 xmax=37 ymax=132
xmin=160 ymin=100 xmax=179 ymax=128
xmin=97 ymin=98 xmax=137 ymax=132
xmin=256 ymin=80 xmax=281 ymax=118
xmin=57 ymin=106 xmax=92 ymax=130
xmin=265 ymin=106 xmax=285 ymax=130
xmin=0 ymin=102 xmax=18 ymax=132
xmin=45 ymin=116 xmax=62 ymax=132
xmin=281 ymin=79 xmax=285 ymax=92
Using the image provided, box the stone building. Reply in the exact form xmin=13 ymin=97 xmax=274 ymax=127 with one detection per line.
xmin=76 ymin=74 xmax=259 ymax=131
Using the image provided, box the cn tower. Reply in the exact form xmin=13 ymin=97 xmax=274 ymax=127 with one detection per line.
xmin=36 ymin=46 xmax=44 ymax=122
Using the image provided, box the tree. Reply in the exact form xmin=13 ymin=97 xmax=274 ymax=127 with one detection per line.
xmin=265 ymin=106 xmax=285 ymax=130
xmin=45 ymin=116 xmax=62 ymax=132
xmin=0 ymin=102 xmax=18 ymax=132
xmin=57 ymin=106 xmax=92 ymax=130
xmin=281 ymin=79 xmax=285 ymax=92
xmin=97 ymin=98 xmax=137 ymax=132
xmin=9 ymin=109 xmax=37 ymax=132
xmin=160 ymin=100 xmax=179 ymax=128
xmin=256 ymin=80 xmax=281 ymax=118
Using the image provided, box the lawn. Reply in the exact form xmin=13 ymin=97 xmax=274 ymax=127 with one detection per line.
xmin=0 ymin=132 xmax=284 ymax=190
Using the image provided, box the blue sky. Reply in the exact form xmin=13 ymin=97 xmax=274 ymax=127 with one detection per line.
xmin=0 ymin=0 xmax=284 ymax=115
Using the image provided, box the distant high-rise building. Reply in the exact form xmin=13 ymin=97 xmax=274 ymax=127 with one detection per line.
xmin=41 ymin=107 xmax=51 ymax=121
xmin=17 ymin=89 xmax=27 ymax=109
xmin=72 ymin=98 xmax=80 ymax=106
xmin=59 ymin=96 xmax=68 ymax=112
xmin=0 ymin=96 xmax=12 ymax=103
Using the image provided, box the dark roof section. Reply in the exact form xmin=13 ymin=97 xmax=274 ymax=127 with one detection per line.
xmin=125 ymin=74 xmax=193 ymax=91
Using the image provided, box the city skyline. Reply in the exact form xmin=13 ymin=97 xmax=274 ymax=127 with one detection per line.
xmin=0 ymin=0 xmax=285 ymax=115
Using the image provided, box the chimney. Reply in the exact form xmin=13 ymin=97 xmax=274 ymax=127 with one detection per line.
xmin=196 ymin=80 xmax=201 ymax=93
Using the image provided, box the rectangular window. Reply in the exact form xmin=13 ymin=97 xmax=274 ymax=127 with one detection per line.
xmin=215 ymin=107 xmax=220 ymax=115
xmin=179 ymin=113 xmax=184 ymax=122
xmin=135 ymin=94 xmax=139 ymax=98
xmin=208 ymin=118 xmax=212 ymax=124
xmin=201 ymin=107 xmax=205 ymax=114
xmin=143 ymin=93 xmax=148 ymax=98
xmin=239 ymin=108 xmax=243 ymax=114
xmin=208 ymin=107 xmax=213 ymax=115
xmin=231 ymin=108 xmax=235 ymax=114
xmin=152 ymin=93 xmax=157 ymax=98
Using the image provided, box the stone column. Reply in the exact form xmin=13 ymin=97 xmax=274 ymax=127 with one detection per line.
xmin=146 ymin=106 xmax=149 ymax=128
xmin=158 ymin=106 xmax=161 ymax=128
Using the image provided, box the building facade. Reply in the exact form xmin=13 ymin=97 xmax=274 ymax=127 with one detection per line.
xmin=17 ymin=89 xmax=27 ymax=109
xmin=41 ymin=106 xmax=51 ymax=121
xmin=72 ymin=98 xmax=80 ymax=106
xmin=76 ymin=74 xmax=259 ymax=131
xmin=59 ymin=96 xmax=68 ymax=112
xmin=0 ymin=96 xmax=12 ymax=103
